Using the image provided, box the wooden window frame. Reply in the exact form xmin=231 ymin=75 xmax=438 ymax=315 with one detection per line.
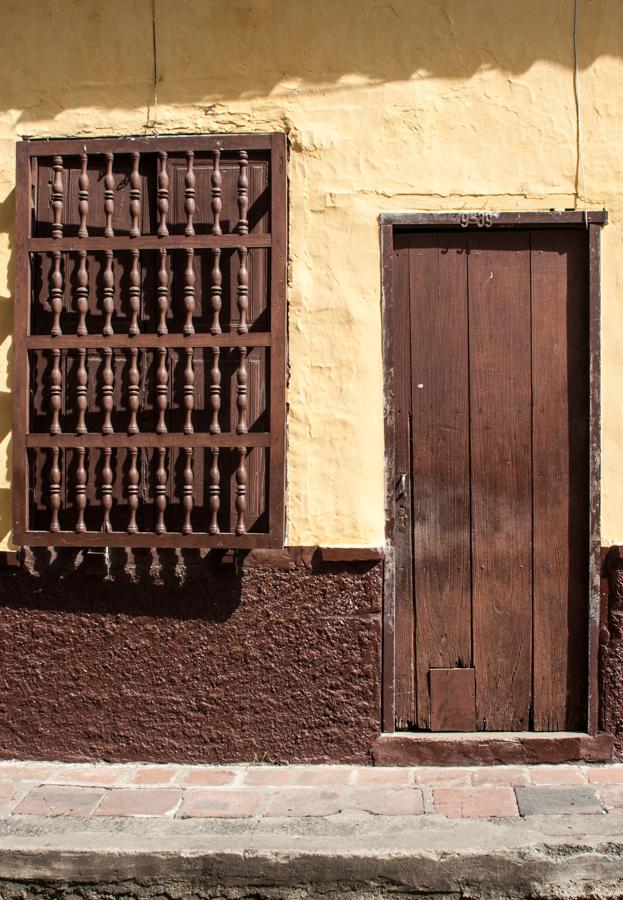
xmin=13 ymin=134 xmax=287 ymax=549
xmin=380 ymin=210 xmax=606 ymax=735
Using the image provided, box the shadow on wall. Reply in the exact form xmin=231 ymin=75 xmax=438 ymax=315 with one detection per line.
xmin=0 ymin=0 xmax=621 ymax=125
xmin=7 ymin=548 xmax=243 ymax=619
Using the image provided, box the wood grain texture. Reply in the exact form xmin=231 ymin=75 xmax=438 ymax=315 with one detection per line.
xmin=588 ymin=224 xmax=602 ymax=735
xmin=385 ymin=219 xmax=600 ymax=737
xmin=409 ymin=233 xmax=471 ymax=730
xmin=392 ymin=232 xmax=416 ymax=727
xmin=381 ymin=221 xmax=397 ymax=732
xmin=531 ymin=229 xmax=588 ymax=731
xmin=16 ymin=135 xmax=286 ymax=547
xmin=429 ymin=668 xmax=476 ymax=732
xmin=468 ymin=231 xmax=532 ymax=731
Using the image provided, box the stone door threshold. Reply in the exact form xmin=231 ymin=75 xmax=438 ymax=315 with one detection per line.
xmin=373 ymin=731 xmax=614 ymax=766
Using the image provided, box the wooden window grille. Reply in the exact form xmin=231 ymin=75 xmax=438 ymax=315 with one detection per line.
xmin=13 ymin=134 xmax=287 ymax=548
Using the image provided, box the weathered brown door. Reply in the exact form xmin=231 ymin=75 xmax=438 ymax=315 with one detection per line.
xmin=391 ymin=229 xmax=589 ymax=732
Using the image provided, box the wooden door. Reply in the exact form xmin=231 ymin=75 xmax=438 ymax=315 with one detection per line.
xmin=391 ymin=229 xmax=589 ymax=732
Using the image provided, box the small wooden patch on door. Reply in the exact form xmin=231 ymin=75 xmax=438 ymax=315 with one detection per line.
xmin=429 ymin=668 xmax=476 ymax=732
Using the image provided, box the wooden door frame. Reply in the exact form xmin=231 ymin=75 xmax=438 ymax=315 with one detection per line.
xmin=380 ymin=210 xmax=607 ymax=735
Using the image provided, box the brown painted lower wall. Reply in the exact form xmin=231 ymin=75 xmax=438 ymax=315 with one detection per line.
xmin=601 ymin=547 xmax=623 ymax=758
xmin=0 ymin=549 xmax=382 ymax=764
xmin=3 ymin=543 xmax=623 ymax=764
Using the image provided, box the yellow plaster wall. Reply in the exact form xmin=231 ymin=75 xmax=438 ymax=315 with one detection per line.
xmin=1 ymin=0 xmax=622 ymax=549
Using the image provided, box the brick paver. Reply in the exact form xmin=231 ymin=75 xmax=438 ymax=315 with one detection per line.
xmin=243 ymin=766 xmax=351 ymax=787
xmin=179 ymin=789 xmax=263 ymax=818
xmin=48 ymin=765 xmax=129 ymax=787
xmin=434 ymin=787 xmax=519 ymax=818
xmin=0 ymin=764 xmax=53 ymax=781
xmin=346 ymin=787 xmax=423 ymax=815
xmin=585 ymin=765 xmax=623 ymax=784
xmin=3 ymin=761 xmax=623 ymax=822
xmin=353 ymin=767 xmax=411 ymax=785
xmin=529 ymin=766 xmax=587 ymax=785
xmin=515 ymin=786 xmax=603 ymax=816
xmin=95 ymin=789 xmax=181 ymax=817
xmin=264 ymin=788 xmax=343 ymax=817
xmin=471 ymin=766 xmax=530 ymax=786
xmin=129 ymin=767 xmax=178 ymax=785
xmin=412 ymin=767 xmax=474 ymax=786
xmin=14 ymin=786 xmax=105 ymax=817
xmin=595 ymin=785 xmax=623 ymax=809
xmin=181 ymin=768 xmax=237 ymax=787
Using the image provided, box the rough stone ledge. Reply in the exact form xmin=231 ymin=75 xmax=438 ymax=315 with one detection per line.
xmin=373 ymin=732 xmax=615 ymax=766
xmin=1 ymin=832 xmax=623 ymax=899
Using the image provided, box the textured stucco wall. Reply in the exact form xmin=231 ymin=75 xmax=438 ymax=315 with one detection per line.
xmin=1 ymin=0 xmax=623 ymax=548
xmin=0 ymin=553 xmax=382 ymax=763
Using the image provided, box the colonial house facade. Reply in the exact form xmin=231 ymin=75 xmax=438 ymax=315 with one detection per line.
xmin=0 ymin=0 xmax=622 ymax=765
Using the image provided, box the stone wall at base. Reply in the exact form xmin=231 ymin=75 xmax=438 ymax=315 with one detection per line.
xmin=0 ymin=549 xmax=382 ymax=764
xmin=602 ymin=547 xmax=623 ymax=758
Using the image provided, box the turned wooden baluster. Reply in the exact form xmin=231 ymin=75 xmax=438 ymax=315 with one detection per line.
xmin=182 ymin=447 xmax=193 ymax=534
xmin=101 ymin=446 xmax=113 ymax=533
xmin=76 ymin=250 xmax=88 ymax=336
xmin=210 ymin=248 xmax=222 ymax=335
xmin=155 ymin=447 xmax=167 ymax=534
xmin=129 ymin=152 xmax=141 ymax=238
xmin=50 ymin=251 xmax=63 ymax=337
xmin=209 ymin=347 xmax=221 ymax=434
xmin=127 ymin=446 xmax=139 ymax=534
xmin=102 ymin=348 xmax=114 ymax=434
xmin=208 ymin=447 xmax=220 ymax=534
xmin=184 ymin=150 xmax=196 ymax=236
xmin=103 ymin=249 xmax=114 ymax=335
xmin=50 ymin=348 xmax=62 ymax=435
xmin=78 ymin=152 xmax=89 ymax=238
xmin=128 ymin=347 xmax=140 ymax=435
xmin=235 ymin=447 xmax=247 ymax=535
xmin=157 ymin=248 xmax=169 ymax=336
xmin=51 ymin=155 xmax=63 ymax=239
xmin=183 ymin=248 xmax=195 ymax=336
xmin=49 ymin=447 xmax=61 ymax=533
xmin=157 ymin=150 xmax=169 ymax=237
xmin=156 ymin=346 xmax=168 ymax=434
xmin=129 ymin=248 xmax=141 ymax=336
xmin=237 ymin=150 xmax=249 ymax=234
xmin=183 ymin=347 xmax=194 ymax=435
xmin=236 ymin=346 xmax=248 ymax=434
xmin=237 ymin=246 xmax=249 ymax=334
xmin=104 ymin=153 xmax=115 ymax=238
xmin=76 ymin=348 xmax=87 ymax=435
xmin=211 ymin=149 xmax=222 ymax=235
xmin=75 ymin=447 xmax=87 ymax=533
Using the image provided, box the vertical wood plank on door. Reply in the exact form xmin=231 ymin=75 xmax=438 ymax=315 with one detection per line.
xmin=393 ymin=231 xmax=416 ymax=727
xmin=531 ymin=230 xmax=588 ymax=730
xmin=469 ymin=231 xmax=532 ymax=731
xmin=409 ymin=233 xmax=472 ymax=729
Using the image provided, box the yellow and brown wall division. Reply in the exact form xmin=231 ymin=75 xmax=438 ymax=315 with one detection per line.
xmin=1 ymin=0 xmax=623 ymax=763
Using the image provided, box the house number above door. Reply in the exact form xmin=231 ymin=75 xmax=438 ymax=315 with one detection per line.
xmin=459 ymin=212 xmax=494 ymax=228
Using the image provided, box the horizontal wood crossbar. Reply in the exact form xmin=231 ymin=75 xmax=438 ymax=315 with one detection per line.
xmin=26 ymin=334 xmax=271 ymax=350
xmin=26 ymin=433 xmax=270 ymax=448
xmin=29 ymin=235 xmax=271 ymax=251
xmin=22 ymin=135 xmax=273 ymax=156
xmin=22 ymin=531 xmax=279 ymax=548
xmin=381 ymin=210 xmax=608 ymax=229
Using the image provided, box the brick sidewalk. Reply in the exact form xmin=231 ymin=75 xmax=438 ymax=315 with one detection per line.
xmin=0 ymin=760 xmax=622 ymax=820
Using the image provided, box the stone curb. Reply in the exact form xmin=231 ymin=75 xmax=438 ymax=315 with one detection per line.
xmin=1 ymin=836 xmax=623 ymax=898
